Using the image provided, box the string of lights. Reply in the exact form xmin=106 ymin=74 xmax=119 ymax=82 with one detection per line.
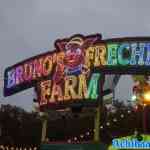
xmin=47 ymin=109 xmax=132 ymax=143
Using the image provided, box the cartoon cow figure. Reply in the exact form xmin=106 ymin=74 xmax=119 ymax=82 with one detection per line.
xmin=53 ymin=34 xmax=101 ymax=84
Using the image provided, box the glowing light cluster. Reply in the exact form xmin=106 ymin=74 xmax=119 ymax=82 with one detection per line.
xmin=143 ymin=91 xmax=150 ymax=101
xmin=4 ymin=34 xmax=150 ymax=109
xmin=6 ymin=52 xmax=64 ymax=89
xmin=39 ymin=73 xmax=100 ymax=106
xmin=131 ymin=95 xmax=137 ymax=101
xmin=5 ymin=39 xmax=150 ymax=96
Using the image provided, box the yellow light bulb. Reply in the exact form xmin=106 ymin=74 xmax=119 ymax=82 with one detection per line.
xmin=143 ymin=91 xmax=150 ymax=101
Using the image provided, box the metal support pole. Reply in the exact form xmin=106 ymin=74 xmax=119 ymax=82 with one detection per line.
xmin=143 ymin=105 xmax=147 ymax=134
xmin=94 ymin=105 xmax=100 ymax=142
xmin=93 ymin=73 xmax=104 ymax=143
xmin=41 ymin=118 xmax=48 ymax=143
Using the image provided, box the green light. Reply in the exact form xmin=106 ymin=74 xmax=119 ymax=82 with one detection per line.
xmin=107 ymin=44 xmax=118 ymax=65
xmin=87 ymin=73 xmax=100 ymax=99
xmin=131 ymin=95 xmax=137 ymax=101
xmin=118 ymin=43 xmax=130 ymax=65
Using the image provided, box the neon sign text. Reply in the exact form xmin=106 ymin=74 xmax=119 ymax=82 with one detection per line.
xmin=4 ymin=34 xmax=150 ymax=106
xmin=38 ymin=73 xmax=100 ymax=106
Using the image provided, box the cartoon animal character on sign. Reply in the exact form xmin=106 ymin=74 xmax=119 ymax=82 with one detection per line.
xmin=53 ymin=34 xmax=101 ymax=84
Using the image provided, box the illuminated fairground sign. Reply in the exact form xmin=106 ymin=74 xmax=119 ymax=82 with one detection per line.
xmin=4 ymin=34 xmax=150 ymax=108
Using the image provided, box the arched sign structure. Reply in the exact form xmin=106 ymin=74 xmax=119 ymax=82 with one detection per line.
xmin=3 ymin=34 xmax=150 ymax=109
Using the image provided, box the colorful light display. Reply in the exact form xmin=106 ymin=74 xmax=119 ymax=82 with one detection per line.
xmin=38 ymin=73 xmax=101 ymax=106
xmin=3 ymin=34 xmax=150 ymax=108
